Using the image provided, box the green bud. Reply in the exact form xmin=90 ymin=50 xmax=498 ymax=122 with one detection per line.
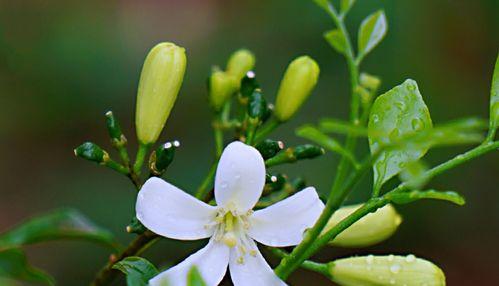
xmin=240 ymin=71 xmax=259 ymax=98
xmin=289 ymin=177 xmax=306 ymax=191
xmin=274 ymin=56 xmax=320 ymax=122
xmin=126 ymin=217 xmax=146 ymax=235
xmin=74 ymin=142 xmax=109 ymax=164
xmin=226 ymin=49 xmax=256 ymax=81
xmin=329 ymin=255 xmax=446 ymax=286
xmin=105 ymin=111 xmax=126 ymax=147
xmin=255 ymin=139 xmax=285 ymax=160
xmin=247 ymin=89 xmax=268 ymax=119
xmin=149 ymin=140 xmax=179 ymax=175
xmin=360 ymin=72 xmax=381 ymax=91
xmin=356 ymin=85 xmax=372 ymax=108
xmin=135 ymin=42 xmax=187 ymax=144
xmin=265 ymin=173 xmax=287 ymax=193
xmin=323 ymin=204 xmax=402 ymax=247
xmin=209 ymin=71 xmax=238 ymax=111
xmin=293 ymin=144 xmax=325 ymax=160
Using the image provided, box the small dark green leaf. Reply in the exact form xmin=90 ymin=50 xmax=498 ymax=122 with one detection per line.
xmin=387 ymin=190 xmax=465 ymax=206
xmin=368 ymin=79 xmax=433 ymax=192
xmin=0 ymin=209 xmax=119 ymax=251
xmin=0 ymin=249 xmax=55 ymax=285
xmin=324 ymin=29 xmax=347 ymax=55
xmin=187 ymin=266 xmax=207 ymax=286
xmin=358 ymin=10 xmax=387 ymax=59
xmin=113 ymin=257 xmax=159 ymax=286
xmin=296 ymin=125 xmax=358 ymax=166
xmin=340 ymin=0 xmax=356 ymax=15
xmin=490 ymin=53 xmax=499 ymax=131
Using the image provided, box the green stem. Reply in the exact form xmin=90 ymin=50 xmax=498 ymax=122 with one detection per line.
xmin=268 ymin=248 xmax=331 ymax=279
xmin=275 ymin=2 xmax=361 ymax=279
xmin=133 ymin=143 xmax=150 ymax=175
xmin=116 ymin=145 xmax=131 ymax=167
xmin=254 ymin=118 xmax=280 ymax=143
xmin=195 ymin=160 xmax=218 ymax=200
xmin=104 ymin=160 xmax=129 ymax=175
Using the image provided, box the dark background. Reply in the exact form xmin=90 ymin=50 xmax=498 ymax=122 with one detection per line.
xmin=0 ymin=0 xmax=498 ymax=285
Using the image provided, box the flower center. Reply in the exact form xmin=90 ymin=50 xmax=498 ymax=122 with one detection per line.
xmin=209 ymin=205 xmax=257 ymax=264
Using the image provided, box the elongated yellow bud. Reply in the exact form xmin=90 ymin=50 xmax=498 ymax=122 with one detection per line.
xmin=226 ymin=49 xmax=255 ymax=80
xmin=274 ymin=56 xmax=320 ymax=122
xmin=209 ymin=71 xmax=238 ymax=111
xmin=135 ymin=42 xmax=187 ymax=144
xmin=329 ymin=255 xmax=446 ymax=286
xmin=322 ymin=204 xmax=402 ymax=247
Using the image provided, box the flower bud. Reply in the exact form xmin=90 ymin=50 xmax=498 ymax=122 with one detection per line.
xmin=247 ymin=89 xmax=268 ymax=120
xmin=329 ymin=255 xmax=446 ymax=286
xmin=274 ymin=56 xmax=320 ymax=122
xmin=105 ymin=111 xmax=126 ymax=147
xmin=360 ymin=72 xmax=381 ymax=91
xmin=293 ymin=144 xmax=325 ymax=160
xmin=226 ymin=49 xmax=256 ymax=81
xmin=126 ymin=217 xmax=146 ymax=234
xmin=149 ymin=140 xmax=179 ymax=175
xmin=240 ymin=71 xmax=259 ymax=98
xmin=256 ymin=139 xmax=285 ymax=160
xmin=209 ymin=71 xmax=238 ymax=111
xmin=323 ymin=204 xmax=402 ymax=247
xmin=264 ymin=173 xmax=287 ymax=193
xmin=135 ymin=42 xmax=187 ymax=144
xmin=74 ymin=142 xmax=109 ymax=164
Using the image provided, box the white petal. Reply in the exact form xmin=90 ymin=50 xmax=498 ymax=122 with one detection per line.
xmin=136 ymin=177 xmax=217 ymax=240
xmin=214 ymin=141 xmax=266 ymax=212
xmin=248 ymin=187 xmax=324 ymax=247
xmin=150 ymin=239 xmax=230 ymax=286
xmin=229 ymin=239 xmax=287 ymax=286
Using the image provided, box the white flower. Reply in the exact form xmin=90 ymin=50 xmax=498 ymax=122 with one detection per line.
xmin=136 ymin=141 xmax=324 ymax=286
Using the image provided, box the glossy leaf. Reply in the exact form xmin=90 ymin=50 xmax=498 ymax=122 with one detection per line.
xmin=358 ymin=10 xmax=387 ymax=59
xmin=340 ymin=0 xmax=356 ymax=15
xmin=296 ymin=125 xmax=358 ymax=166
xmin=0 ymin=209 xmax=119 ymax=251
xmin=490 ymin=53 xmax=499 ymax=130
xmin=324 ymin=29 xmax=347 ymax=55
xmin=0 ymin=249 xmax=54 ymax=285
xmin=387 ymin=190 xmax=465 ymax=206
xmin=187 ymin=266 xmax=207 ymax=286
xmin=113 ymin=257 xmax=159 ymax=286
xmin=368 ymin=79 xmax=433 ymax=192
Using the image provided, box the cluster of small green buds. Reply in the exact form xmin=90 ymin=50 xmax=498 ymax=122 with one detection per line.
xmin=358 ymin=72 xmax=381 ymax=108
xmin=265 ymin=144 xmax=325 ymax=167
xmin=105 ymin=111 xmax=126 ymax=147
xmin=149 ymin=141 xmax=179 ymax=175
xmin=255 ymin=139 xmax=285 ymax=160
xmin=74 ymin=142 xmax=109 ymax=164
xmin=323 ymin=204 xmax=402 ymax=247
xmin=329 ymin=255 xmax=446 ymax=286
xmin=226 ymin=49 xmax=256 ymax=81
xmin=360 ymin=72 xmax=381 ymax=91
xmin=274 ymin=56 xmax=320 ymax=122
xmin=135 ymin=42 xmax=187 ymax=145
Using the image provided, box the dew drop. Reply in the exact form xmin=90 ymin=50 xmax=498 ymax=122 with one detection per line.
xmin=405 ymin=254 xmax=416 ymax=263
xmin=372 ymin=114 xmax=380 ymax=123
xmin=407 ymin=83 xmax=416 ymax=91
xmin=389 ymin=128 xmax=400 ymax=141
xmin=395 ymin=101 xmax=406 ymax=111
xmin=411 ymin=118 xmax=424 ymax=131
xmin=390 ymin=264 xmax=401 ymax=274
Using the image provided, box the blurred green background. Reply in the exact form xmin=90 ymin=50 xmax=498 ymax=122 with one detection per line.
xmin=1 ymin=0 xmax=498 ymax=285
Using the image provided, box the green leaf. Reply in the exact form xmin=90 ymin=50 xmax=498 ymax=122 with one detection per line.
xmin=358 ymin=10 xmax=387 ymax=59
xmin=296 ymin=125 xmax=358 ymax=166
xmin=187 ymin=266 xmax=207 ymax=286
xmin=340 ymin=0 xmax=356 ymax=15
xmin=319 ymin=118 xmax=368 ymax=137
xmin=324 ymin=29 xmax=347 ymax=55
xmin=113 ymin=257 xmax=159 ymax=286
xmin=0 ymin=249 xmax=55 ymax=285
xmin=490 ymin=53 xmax=499 ymax=131
xmin=368 ymin=79 xmax=433 ymax=193
xmin=0 ymin=208 xmax=119 ymax=251
xmin=386 ymin=190 xmax=465 ymax=206
xmin=313 ymin=0 xmax=330 ymax=11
